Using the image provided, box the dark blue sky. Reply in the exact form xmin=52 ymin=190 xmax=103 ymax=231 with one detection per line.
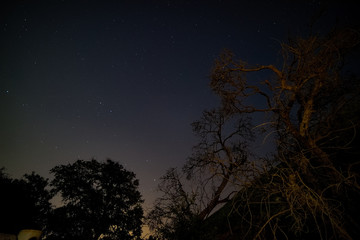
xmin=0 ymin=0 xmax=357 ymax=208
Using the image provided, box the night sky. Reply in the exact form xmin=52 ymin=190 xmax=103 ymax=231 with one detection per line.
xmin=0 ymin=1 xmax=357 ymax=209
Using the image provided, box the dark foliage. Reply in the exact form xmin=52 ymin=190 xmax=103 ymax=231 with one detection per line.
xmin=46 ymin=159 xmax=143 ymax=240
xmin=0 ymin=168 xmax=52 ymax=234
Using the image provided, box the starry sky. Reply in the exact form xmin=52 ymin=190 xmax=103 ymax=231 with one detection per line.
xmin=0 ymin=0 xmax=358 ymax=209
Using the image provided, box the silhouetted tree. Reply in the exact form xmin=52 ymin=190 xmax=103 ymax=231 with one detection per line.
xmin=146 ymin=168 xmax=199 ymax=240
xmin=187 ymin=109 xmax=253 ymax=220
xmin=148 ymin=26 xmax=360 ymax=239
xmin=46 ymin=159 xmax=143 ymax=240
xmin=0 ymin=168 xmax=52 ymax=234
xmin=147 ymin=105 xmax=254 ymax=239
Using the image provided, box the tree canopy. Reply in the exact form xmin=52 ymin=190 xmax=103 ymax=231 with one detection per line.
xmin=47 ymin=159 xmax=143 ymax=240
xmin=0 ymin=168 xmax=52 ymax=234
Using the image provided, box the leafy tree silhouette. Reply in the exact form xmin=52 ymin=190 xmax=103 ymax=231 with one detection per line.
xmin=46 ymin=159 xmax=143 ymax=240
xmin=0 ymin=168 xmax=52 ymax=234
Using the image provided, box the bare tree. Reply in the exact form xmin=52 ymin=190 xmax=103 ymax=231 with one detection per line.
xmin=211 ymin=28 xmax=360 ymax=184
xmin=148 ymin=27 xmax=360 ymax=240
xmin=209 ymin=28 xmax=360 ymax=239
xmin=146 ymin=168 xmax=198 ymax=239
xmin=185 ymin=108 xmax=253 ymax=220
xmin=147 ymin=108 xmax=254 ymax=239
